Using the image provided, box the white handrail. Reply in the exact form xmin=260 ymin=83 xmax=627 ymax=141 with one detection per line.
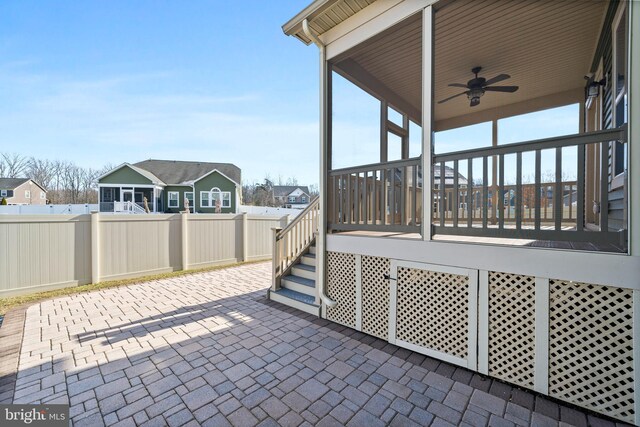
xmin=272 ymin=197 xmax=319 ymax=291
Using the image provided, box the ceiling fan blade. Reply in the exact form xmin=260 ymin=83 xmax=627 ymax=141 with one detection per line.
xmin=483 ymin=74 xmax=510 ymax=86
xmin=448 ymin=83 xmax=468 ymax=88
xmin=438 ymin=91 xmax=468 ymax=104
xmin=485 ymin=85 xmax=519 ymax=93
xmin=470 ymin=98 xmax=480 ymax=107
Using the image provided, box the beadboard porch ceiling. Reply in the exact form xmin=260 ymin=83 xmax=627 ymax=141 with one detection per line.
xmin=332 ymin=0 xmax=608 ymax=125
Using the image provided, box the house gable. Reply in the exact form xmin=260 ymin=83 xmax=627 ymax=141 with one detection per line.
xmin=194 ymin=171 xmax=237 ymax=213
xmin=99 ymin=164 xmax=155 ymax=186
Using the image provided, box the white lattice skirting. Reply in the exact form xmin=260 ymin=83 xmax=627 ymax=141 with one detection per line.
xmin=324 ymin=251 xmax=637 ymax=423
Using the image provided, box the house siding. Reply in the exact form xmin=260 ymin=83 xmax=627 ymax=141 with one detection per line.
xmin=100 ymin=166 xmax=153 ymax=185
xmin=2 ymin=181 xmax=46 ymax=205
xmin=194 ymin=172 xmax=237 ymax=213
xmin=163 ymin=185 xmax=193 ymax=213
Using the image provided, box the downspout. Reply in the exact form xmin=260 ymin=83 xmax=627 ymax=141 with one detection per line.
xmin=303 ymin=19 xmax=337 ymax=309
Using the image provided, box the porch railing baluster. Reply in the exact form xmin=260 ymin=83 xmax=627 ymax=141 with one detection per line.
xmin=363 ymin=171 xmax=368 ymax=226
xmin=535 ymin=150 xmax=541 ymax=231
xmin=453 ymin=160 xmax=459 ymax=227
xmin=499 ymin=154 xmax=504 ymax=229
xmin=440 ymin=162 xmax=445 ymax=227
xmin=482 ymin=156 xmax=488 ymax=229
xmin=516 ymin=152 xmax=522 ymax=231
xmin=412 ymin=165 xmax=418 ymax=226
xmin=555 ymin=147 xmax=563 ymax=231
xmin=600 ymin=140 xmax=609 ymax=231
xmin=468 ymin=159 xmax=473 ymax=228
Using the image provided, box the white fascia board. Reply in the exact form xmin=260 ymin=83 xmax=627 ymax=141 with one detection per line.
xmin=324 ymin=0 xmax=439 ymax=61
xmin=193 ymin=169 xmax=240 ymax=187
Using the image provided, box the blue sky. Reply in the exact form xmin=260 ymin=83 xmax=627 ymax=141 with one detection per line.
xmin=0 ymin=1 xmax=319 ymax=185
xmin=0 ymin=1 xmax=579 ymax=187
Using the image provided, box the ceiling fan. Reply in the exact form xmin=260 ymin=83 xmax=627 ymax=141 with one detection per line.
xmin=438 ymin=66 xmax=519 ymax=107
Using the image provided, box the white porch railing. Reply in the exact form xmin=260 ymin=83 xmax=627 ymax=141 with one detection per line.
xmin=113 ymin=201 xmax=147 ymax=214
xmin=328 ymin=157 xmax=422 ymax=233
xmin=272 ymin=197 xmax=319 ymax=290
xmin=433 ymin=126 xmax=627 ymax=246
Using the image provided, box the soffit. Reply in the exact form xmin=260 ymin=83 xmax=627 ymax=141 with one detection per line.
xmin=334 ymin=0 xmax=608 ymax=123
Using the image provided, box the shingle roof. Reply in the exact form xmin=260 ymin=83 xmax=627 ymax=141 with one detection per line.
xmin=273 ymin=186 xmax=311 ymax=197
xmin=0 ymin=178 xmax=30 ymax=189
xmin=132 ymin=160 xmax=241 ymax=186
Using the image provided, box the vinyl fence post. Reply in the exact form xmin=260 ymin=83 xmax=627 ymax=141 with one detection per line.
xmin=242 ymin=212 xmax=249 ymax=262
xmin=181 ymin=212 xmax=189 ymax=271
xmin=91 ymin=211 xmax=100 ymax=284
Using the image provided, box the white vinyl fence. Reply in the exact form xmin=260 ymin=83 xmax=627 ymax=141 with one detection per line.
xmin=239 ymin=205 xmax=303 ymax=217
xmin=0 ymin=204 xmax=99 ymax=215
xmin=0 ymin=213 xmax=288 ymax=298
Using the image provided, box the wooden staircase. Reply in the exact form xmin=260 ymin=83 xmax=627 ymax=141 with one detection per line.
xmin=268 ymin=198 xmax=320 ymax=315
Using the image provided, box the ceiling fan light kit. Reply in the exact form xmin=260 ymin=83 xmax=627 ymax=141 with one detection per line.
xmin=439 ymin=66 xmax=519 ymax=107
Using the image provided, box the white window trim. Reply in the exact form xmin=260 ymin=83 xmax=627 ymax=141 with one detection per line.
xmin=221 ymin=191 xmax=231 ymax=208
xmin=288 ymin=196 xmax=297 ymax=203
xmin=185 ymin=192 xmax=194 ymax=211
xmin=0 ymin=190 xmax=6 ymax=197
xmin=200 ymin=191 xmax=210 ymax=207
xmin=25 ymin=190 xmax=30 ymax=199
xmin=168 ymin=191 xmax=180 ymax=208
xmin=40 ymin=191 xmax=45 ymax=199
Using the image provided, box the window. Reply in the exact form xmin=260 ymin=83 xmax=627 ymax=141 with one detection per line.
xmin=200 ymin=191 xmax=210 ymax=207
xmin=221 ymin=192 xmax=231 ymax=208
xmin=301 ymin=196 xmax=307 ymax=203
xmin=288 ymin=196 xmax=296 ymax=203
xmin=0 ymin=190 xmax=6 ymax=197
xmin=185 ymin=192 xmax=194 ymax=210
xmin=168 ymin=191 xmax=179 ymax=208
xmin=40 ymin=191 xmax=45 ymax=199
xmin=25 ymin=190 xmax=30 ymax=199
xmin=201 ymin=188 xmax=231 ymax=208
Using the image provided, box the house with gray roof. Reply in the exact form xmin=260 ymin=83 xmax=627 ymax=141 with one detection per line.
xmin=273 ymin=185 xmax=311 ymax=209
xmin=97 ymin=160 xmax=241 ymax=214
xmin=0 ymin=178 xmax=47 ymax=205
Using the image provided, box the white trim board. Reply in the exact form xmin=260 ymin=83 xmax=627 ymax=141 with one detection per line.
xmin=325 ymin=0 xmax=438 ymax=60
xmin=327 ymin=234 xmax=640 ymax=290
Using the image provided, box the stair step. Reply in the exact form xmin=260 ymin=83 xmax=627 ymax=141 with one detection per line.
xmin=282 ymin=275 xmax=315 ymax=296
xmin=269 ymin=288 xmax=320 ymax=316
xmin=300 ymin=254 xmax=316 ymax=267
xmin=291 ymin=264 xmax=315 ymax=280
xmin=308 ymin=245 xmax=316 ymax=254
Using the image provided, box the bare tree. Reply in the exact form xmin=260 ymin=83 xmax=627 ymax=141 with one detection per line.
xmin=1 ymin=153 xmax=28 ymax=178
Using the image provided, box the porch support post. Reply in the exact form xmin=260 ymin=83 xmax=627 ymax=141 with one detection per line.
xmin=629 ymin=4 xmax=640 ymax=421
xmin=421 ymin=5 xmax=434 ymax=241
xmin=629 ymin=0 xmax=640 ymax=257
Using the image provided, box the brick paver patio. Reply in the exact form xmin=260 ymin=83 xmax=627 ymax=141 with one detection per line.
xmin=0 ymin=262 xmax=627 ymax=426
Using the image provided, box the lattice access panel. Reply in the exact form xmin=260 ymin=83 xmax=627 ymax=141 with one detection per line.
xmin=488 ymin=272 xmax=536 ymax=389
xmin=326 ymin=251 xmax=356 ymax=328
xmin=396 ymin=266 xmax=469 ymax=360
xmin=361 ymin=256 xmax=390 ymax=340
xmin=549 ymin=280 xmax=634 ymax=423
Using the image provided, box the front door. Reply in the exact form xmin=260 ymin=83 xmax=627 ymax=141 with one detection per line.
xmin=122 ymin=190 xmax=133 ymax=203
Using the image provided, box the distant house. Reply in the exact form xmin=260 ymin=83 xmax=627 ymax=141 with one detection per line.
xmin=0 ymin=178 xmax=47 ymax=205
xmin=97 ymin=160 xmax=241 ymax=214
xmin=273 ymin=186 xmax=311 ymax=209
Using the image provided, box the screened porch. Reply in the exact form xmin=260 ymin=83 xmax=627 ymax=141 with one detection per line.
xmin=327 ymin=0 xmax=628 ymax=253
